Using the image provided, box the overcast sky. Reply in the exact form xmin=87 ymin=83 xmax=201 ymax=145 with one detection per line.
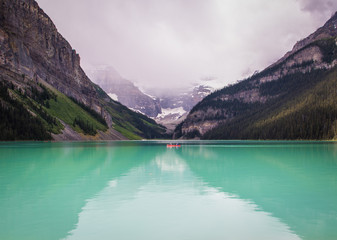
xmin=37 ymin=0 xmax=337 ymax=90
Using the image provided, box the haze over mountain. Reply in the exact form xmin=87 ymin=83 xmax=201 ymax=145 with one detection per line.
xmin=2 ymin=0 xmax=337 ymax=141
xmin=88 ymin=66 xmax=162 ymax=118
xmin=175 ymin=12 xmax=337 ymax=140
xmin=36 ymin=0 xmax=337 ymax=90
xmin=88 ymin=66 xmax=214 ymax=131
xmin=153 ymin=85 xmax=214 ymax=131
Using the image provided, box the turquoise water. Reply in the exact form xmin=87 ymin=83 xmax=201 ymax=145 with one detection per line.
xmin=0 ymin=141 xmax=337 ymax=240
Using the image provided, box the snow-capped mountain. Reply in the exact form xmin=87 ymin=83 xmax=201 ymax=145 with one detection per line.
xmin=88 ymin=66 xmax=214 ymax=130
xmin=88 ymin=66 xmax=161 ymax=117
xmin=154 ymin=85 xmax=214 ymax=130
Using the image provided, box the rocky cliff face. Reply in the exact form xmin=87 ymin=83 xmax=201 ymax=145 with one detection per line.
xmin=0 ymin=0 xmax=166 ymax=140
xmin=176 ymin=12 xmax=337 ymax=139
xmin=255 ymin=12 xmax=337 ymax=86
xmin=89 ymin=66 xmax=161 ymax=118
xmin=0 ymin=0 xmax=102 ymax=109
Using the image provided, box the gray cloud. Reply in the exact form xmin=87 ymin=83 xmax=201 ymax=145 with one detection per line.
xmin=37 ymin=0 xmax=337 ymax=90
xmin=297 ymin=0 xmax=337 ymax=22
xmin=298 ymin=0 xmax=337 ymax=13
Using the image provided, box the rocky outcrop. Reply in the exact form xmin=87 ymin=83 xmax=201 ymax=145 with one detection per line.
xmin=255 ymin=12 xmax=337 ymax=85
xmin=275 ymin=12 xmax=337 ymax=66
xmin=0 ymin=0 xmax=103 ymax=110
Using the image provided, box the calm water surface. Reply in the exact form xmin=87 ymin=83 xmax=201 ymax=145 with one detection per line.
xmin=0 ymin=141 xmax=337 ymax=240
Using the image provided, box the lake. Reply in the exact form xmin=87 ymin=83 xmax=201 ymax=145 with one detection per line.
xmin=0 ymin=141 xmax=337 ymax=240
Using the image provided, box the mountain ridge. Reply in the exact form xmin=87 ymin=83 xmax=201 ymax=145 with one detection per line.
xmin=89 ymin=66 xmax=214 ymax=132
xmin=175 ymin=11 xmax=337 ymax=140
xmin=274 ymin=11 xmax=337 ymax=67
xmin=88 ymin=66 xmax=162 ymax=118
xmin=0 ymin=0 xmax=167 ymax=140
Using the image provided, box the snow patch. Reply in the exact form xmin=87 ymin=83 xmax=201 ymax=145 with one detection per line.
xmin=144 ymin=93 xmax=157 ymax=100
xmin=137 ymin=86 xmax=158 ymax=100
xmin=108 ymin=93 xmax=118 ymax=101
xmin=129 ymin=107 xmax=144 ymax=115
xmin=157 ymin=107 xmax=186 ymax=119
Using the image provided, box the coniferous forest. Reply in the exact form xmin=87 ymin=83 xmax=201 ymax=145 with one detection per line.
xmin=0 ymin=82 xmax=52 ymax=140
xmin=202 ymin=67 xmax=337 ymax=140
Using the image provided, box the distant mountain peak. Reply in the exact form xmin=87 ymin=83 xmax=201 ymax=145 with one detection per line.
xmin=89 ymin=67 xmax=162 ymax=117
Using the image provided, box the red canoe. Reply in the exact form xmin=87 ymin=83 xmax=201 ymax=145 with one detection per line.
xmin=167 ymin=144 xmax=181 ymax=148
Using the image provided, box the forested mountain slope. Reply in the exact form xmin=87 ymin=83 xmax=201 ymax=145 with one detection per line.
xmin=175 ymin=12 xmax=337 ymax=140
xmin=0 ymin=0 xmax=166 ymax=140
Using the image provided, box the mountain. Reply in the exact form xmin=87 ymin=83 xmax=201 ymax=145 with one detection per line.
xmin=154 ymin=85 xmax=214 ymax=131
xmin=0 ymin=0 xmax=166 ymax=140
xmin=88 ymin=66 xmax=162 ymax=118
xmin=88 ymin=65 xmax=213 ymax=131
xmin=175 ymin=12 xmax=337 ymax=140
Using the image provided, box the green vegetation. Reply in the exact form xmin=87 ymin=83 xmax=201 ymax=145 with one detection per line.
xmin=17 ymin=87 xmax=62 ymax=134
xmin=0 ymin=82 xmax=52 ymax=140
xmin=41 ymin=82 xmax=167 ymax=139
xmin=202 ymin=67 xmax=337 ymax=140
xmin=306 ymin=37 xmax=337 ymax=64
xmin=173 ymin=122 xmax=184 ymax=139
xmin=0 ymin=78 xmax=110 ymax=140
xmin=73 ymin=117 xmax=97 ymax=135
xmin=0 ymin=76 xmax=168 ymax=140
xmin=105 ymin=101 xmax=168 ymax=139
xmin=70 ymin=97 xmax=107 ymax=127
xmin=192 ymin=37 xmax=337 ymax=116
xmin=30 ymin=83 xmax=57 ymax=106
xmin=191 ymin=79 xmax=254 ymax=113
xmin=259 ymin=70 xmax=324 ymax=97
xmin=45 ymin=87 xmax=108 ymax=135
xmin=4 ymin=82 xmax=63 ymax=135
xmin=180 ymin=37 xmax=337 ymax=140
xmin=185 ymin=129 xmax=201 ymax=139
xmin=113 ymin=125 xmax=142 ymax=140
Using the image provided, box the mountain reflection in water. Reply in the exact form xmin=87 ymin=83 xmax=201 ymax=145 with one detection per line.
xmin=1 ymin=141 xmax=337 ymax=240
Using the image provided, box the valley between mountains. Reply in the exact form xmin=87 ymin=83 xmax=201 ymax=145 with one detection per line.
xmin=1 ymin=0 xmax=337 ymax=141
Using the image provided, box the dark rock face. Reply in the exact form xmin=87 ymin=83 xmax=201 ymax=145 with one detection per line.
xmin=0 ymin=0 xmax=167 ymax=140
xmin=0 ymin=0 xmax=103 ymax=113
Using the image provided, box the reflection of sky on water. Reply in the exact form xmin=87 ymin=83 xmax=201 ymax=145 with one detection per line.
xmin=65 ymin=149 xmax=300 ymax=240
xmin=1 ymin=142 xmax=337 ymax=240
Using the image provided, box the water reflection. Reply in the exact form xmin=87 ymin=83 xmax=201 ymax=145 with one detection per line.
xmin=64 ymin=146 xmax=300 ymax=240
xmin=1 ymin=142 xmax=337 ymax=240
xmin=0 ymin=142 xmax=158 ymax=240
xmin=180 ymin=143 xmax=337 ymax=240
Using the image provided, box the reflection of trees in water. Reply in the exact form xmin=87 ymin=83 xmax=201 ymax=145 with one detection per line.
xmin=0 ymin=142 xmax=161 ymax=240
xmin=179 ymin=143 xmax=337 ymax=240
xmin=1 ymin=143 xmax=337 ymax=240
